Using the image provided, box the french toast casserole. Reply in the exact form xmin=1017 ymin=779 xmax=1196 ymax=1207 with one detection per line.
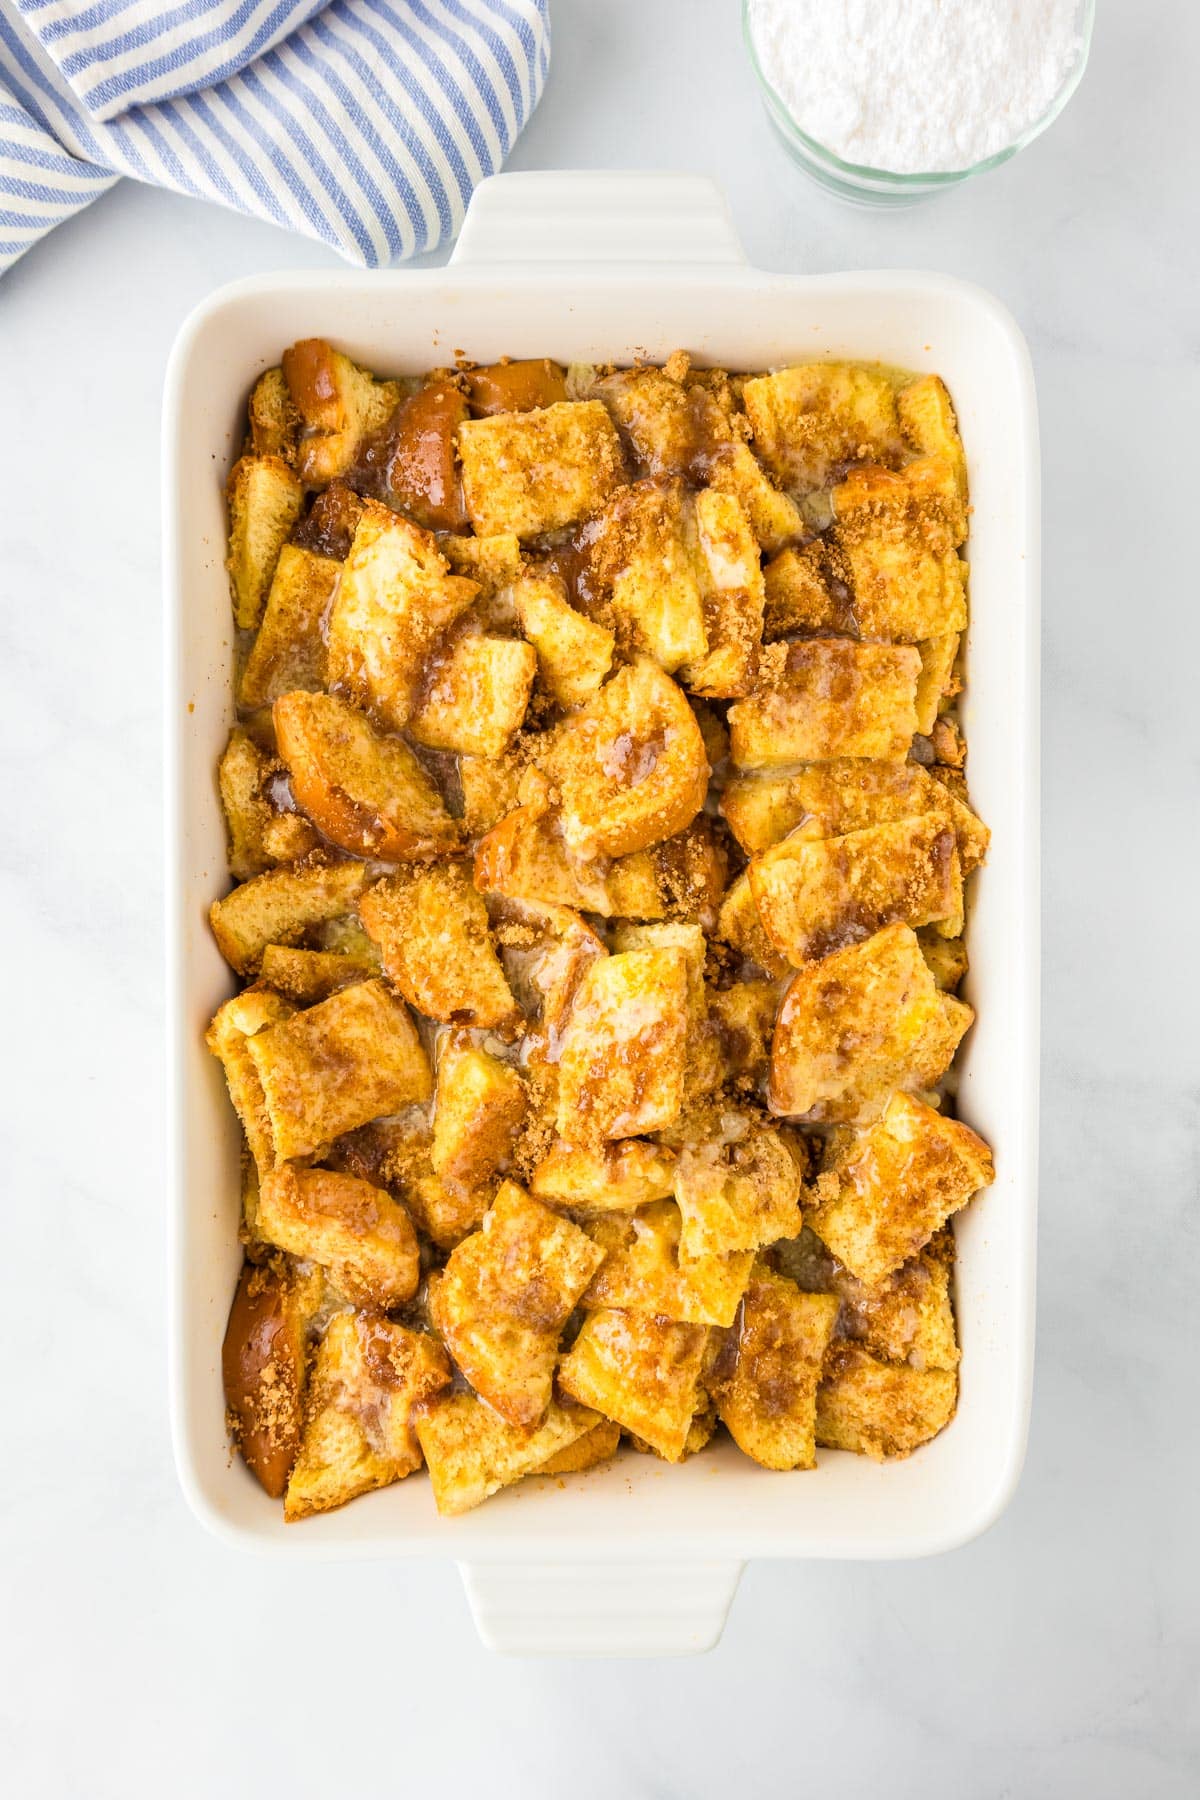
xmin=208 ymin=343 xmax=993 ymax=1520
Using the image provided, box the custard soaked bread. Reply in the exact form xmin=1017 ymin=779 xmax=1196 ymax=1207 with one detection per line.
xmin=212 ymin=342 xmax=993 ymax=1517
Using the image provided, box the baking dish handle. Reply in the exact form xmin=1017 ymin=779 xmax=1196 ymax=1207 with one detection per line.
xmin=451 ymin=171 xmax=746 ymax=267
xmin=458 ymin=1558 xmax=744 ymax=1657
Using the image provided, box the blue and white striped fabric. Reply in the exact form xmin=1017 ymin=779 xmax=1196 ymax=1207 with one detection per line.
xmin=0 ymin=0 xmax=550 ymax=274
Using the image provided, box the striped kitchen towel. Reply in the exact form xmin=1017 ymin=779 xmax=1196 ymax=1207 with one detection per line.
xmin=0 ymin=0 xmax=550 ymax=275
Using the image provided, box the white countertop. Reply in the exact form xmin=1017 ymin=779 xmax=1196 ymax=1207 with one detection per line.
xmin=2 ymin=1 xmax=1196 ymax=1793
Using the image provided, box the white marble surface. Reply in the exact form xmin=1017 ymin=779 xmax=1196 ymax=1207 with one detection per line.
xmin=2 ymin=0 xmax=1197 ymax=1792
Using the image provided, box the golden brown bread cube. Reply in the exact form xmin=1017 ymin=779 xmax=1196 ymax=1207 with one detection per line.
xmin=543 ymin=657 xmax=709 ymax=858
xmin=679 ymin=487 xmax=766 ymax=698
xmin=556 ymin=948 xmax=689 ymax=1144
xmin=246 ymin=977 xmax=432 ymax=1161
xmin=511 ymin=572 xmax=615 ymax=708
xmin=206 ymin=987 xmax=296 ymax=1175
xmin=720 ymin=759 xmax=988 ymax=870
xmin=248 ymin=366 xmax=300 ymax=462
xmin=280 ymin=338 xmax=401 ymax=485
xmin=255 ymin=1165 xmax=421 ymax=1309
xmin=407 ymin=632 xmax=537 ymax=758
xmin=370 ymin=377 xmax=469 ymax=531
xmin=748 ymin=815 xmax=964 ymax=965
xmin=914 ymin=632 xmax=961 ymax=736
xmin=810 ymin=1091 xmax=994 ymax=1285
xmin=441 ymin=530 xmax=524 ymax=596
xmin=238 ymin=544 xmax=339 ymax=710
xmin=706 ymin=979 xmax=782 ymax=1086
xmin=557 ymin=1309 xmax=711 ymax=1463
xmin=534 ymin=1417 xmax=622 ymax=1478
xmin=218 ymin=728 xmax=318 ymax=879
xmin=816 ymin=1342 xmax=957 ymax=1459
xmin=593 ymin=360 xmax=733 ymax=477
xmin=742 ymin=362 xmax=901 ymax=491
xmin=475 ymin=803 xmax=724 ymax=922
xmin=457 ymin=399 xmax=625 ymax=538
xmin=831 ymin=456 xmax=968 ymax=641
xmin=431 ymin=1038 xmax=527 ymax=1192
xmin=714 ymin=1265 xmax=840 ymax=1470
xmin=833 ymin=1230 xmax=960 ymax=1372
xmin=728 ymin=639 xmax=921 ymax=768
xmin=223 ymin=1257 xmax=318 ymax=1497
xmin=588 ymin=479 xmax=708 ymax=671
xmin=273 ymin=690 xmax=460 ymax=862
xmin=490 ymin=897 xmax=608 ymax=1046
xmin=285 ymin=1312 xmax=451 ymax=1519
xmin=761 ymin=540 xmax=851 ymax=638
xmin=918 ymin=928 xmax=969 ymax=992
xmin=359 ymin=865 xmax=518 ymax=1029
xmin=672 ymin=1113 xmax=803 ymax=1260
xmin=405 ymin=1172 xmax=492 ymax=1250
xmin=897 ymin=374 xmax=968 ymax=497
xmin=458 ymin=750 xmax=528 ymax=836
xmin=428 ymin=1180 xmax=604 ymax=1428
xmin=713 ymin=871 xmax=791 ymax=979
xmin=209 ymin=856 xmax=370 ymax=978
xmin=226 ymin=453 xmax=304 ymax=631
xmin=529 ymin=1138 xmax=678 ymax=1212
xmin=583 ymin=1201 xmax=753 ymax=1328
xmin=415 ymin=1391 xmax=601 ymax=1516
xmin=704 ymin=441 xmax=806 ymax=557
xmin=769 ymin=924 xmax=973 ymax=1122
xmin=325 ymin=498 xmax=479 ymax=730
xmin=259 ymin=944 xmax=377 ymax=1004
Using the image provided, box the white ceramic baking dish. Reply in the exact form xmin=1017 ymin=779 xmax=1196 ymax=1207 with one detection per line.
xmin=164 ymin=171 xmax=1040 ymax=1658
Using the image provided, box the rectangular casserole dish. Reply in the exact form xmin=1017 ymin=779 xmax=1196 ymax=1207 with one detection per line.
xmin=164 ymin=171 xmax=1040 ymax=1657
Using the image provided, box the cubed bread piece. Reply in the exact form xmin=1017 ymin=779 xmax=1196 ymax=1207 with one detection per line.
xmin=273 ymin=690 xmax=460 ymax=861
xmin=415 ymin=1391 xmax=601 ymax=1516
xmin=256 ymin=1165 xmax=420 ymax=1308
xmin=457 ymin=400 xmax=625 ymax=538
xmin=432 ymin=1039 xmax=527 ymax=1191
xmin=210 ymin=856 xmax=370 ymax=978
xmin=613 ymin=815 xmax=727 ymax=925
xmin=223 ymin=1257 xmax=318 ymax=1497
xmin=707 ymin=979 xmax=782 ymax=1085
xmin=898 ymin=375 xmax=968 ymax=497
xmin=369 ymin=378 xmax=468 ymax=531
xmin=247 ymin=978 xmax=431 ymax=1161
xmin=405 ymin=1172 xmax=492 ymax=1250
xmin=714 ymin=1265 xmax=840 ymax=1470
xmin=530 ymin=1138 xmax=678 ymax=1212
xmin=593 ymin=361 xmax=734 ymax=477
xmin=428 ymin=1181 xmax=604 ymax=1428
xmin=748 ymin=814 xmax=964 ymax=964
xmin=491 ymin=897 xmax=608 ymax=1045
xmin=583 ymin=1201 xmax=753 ymax=1328
xmin=543 ymin=657 xmax=709 ymax=858
xmin=769 ymin=924 xmax=973 ymax=1122
xmin=761 ymin=540 xmax=851 ymax=638
xmin=534 ymin=1416 xmax=622 ymax=1477
xmin=815 ymin=1342 xmax=957 ymax=1458
xmin=441 ymin=531 xmax=524 ymax=597
xmin=512 ymin=572 xmax=615 ymax=708
xmin=475 ymin=804 xmax=724 ymax=922
xmin=359 ymin=865 xmax=518 ymax=1029
xmin=705 ymin=441 xmax=805 ymax=556
xmin=831 ymin=457 xmax=968 ymax=641
xmin=714 ymin=871 xmax=790 ymax=979
xmin=226 ymin=453 xmax=304 ymax=631
xmin=833 ymin=1229 xmax=960 ymax=1371
xmin=557 ymin=1309 xmax=711 ymax=1462
xmin=742 ymin=362 xmax=901 ymax=491
xmin=467 ymin=358 xmax=569 ymax=415
xmin=728 ymin=639 xmax=921 ymax=768
xmin=408 ymin=632 xmax=536 ymax=758
xmin=259 ymin=944 xmax=377 ymax=1004
xmin=556 ymin=948 xmax=689 ymax=1144
xmin=206 ymin=987 xmax=296 ymax=1174
xmin=218 ymin=728 xmax=318 ymax=879
xmin=285 ymin=1312 xmax=451 ymax=1519
xmin=238 ymin=544 xmax=339 ymax=709
xmin=587 ymin=479 xmax=708 ymax=671
xmin=914 ymin=632 xmax=961 ymax=736
xmin=810 ymin=1091 xmax=993 ymax=1284
xmin=248 ymin=366 xmax=300 ymax=461
xmin=610 ymin=920 xmax=714 ymax=1097
xmin=281 ymin=338 xmax=401 ymax=484
xmin=459 ymin=750 xmax=528 ymax=836
xmin=325 ymin=499 xmax=479 ymax=730
xmin=291 ymin=481 xmax=364 ymax=561
xmin=679 ymin=487 xmax=766 ymax=698
xmin=673 ymin=1113 xmax=803 ymax=1260
xmin=918 ymin=927 xmax=969 ymax=992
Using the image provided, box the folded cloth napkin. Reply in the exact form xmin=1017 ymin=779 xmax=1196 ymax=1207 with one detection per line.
xmin=0 ymin=0 xmax=550 ymax=275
